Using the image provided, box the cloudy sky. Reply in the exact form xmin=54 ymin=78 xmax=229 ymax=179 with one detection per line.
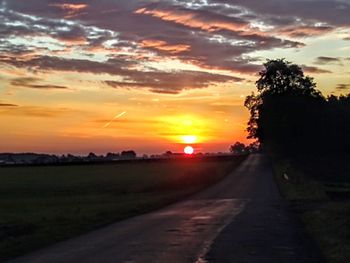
xmin=0 ymin=0 xmax=349 ymax=154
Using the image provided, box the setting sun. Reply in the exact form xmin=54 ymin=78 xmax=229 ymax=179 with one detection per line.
xmin=184 ymin=146 xmax=194 ymax=155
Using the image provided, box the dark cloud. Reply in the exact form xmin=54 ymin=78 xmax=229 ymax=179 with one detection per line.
xmin=209 ymin=0 xmax=350 ymax=27
xmin=302 ymin=65 xmax=332 ymax=74
xmin=1 ymin=55 xmax=241 ymax=93
xmin=54 ymin=25 xmax=87 ymax=44
xmin=0 ymin=103 xmax=18 ymax=107
xmin=336 ymin=84 xmax=350 ymax=90
xmin=1 ymin=56 xmax=126 ymax=75
xmin=276 ymin=25 xmax=334 ymax=38
xmin=315 ymin=56 xmax=342 ymax=65
xmin=10 ymin=77 xmax=69 ymax=90
xmin=104 ymin=70 xmax=243 ymax=94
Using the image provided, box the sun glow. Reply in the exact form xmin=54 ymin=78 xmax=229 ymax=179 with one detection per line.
xmin=184 ymin=145 xmax=194 ymax=155
xmin=182 ymin=135 xmax=197 ymax=144
xmin=157 ymin=115 xmax=210 ymax=145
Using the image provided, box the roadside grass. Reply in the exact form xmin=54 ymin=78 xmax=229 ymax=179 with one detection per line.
xmin=272 ymin=155 xmax=350 ymax=263
xmin=303 ymin=202 xmax=350 ymax=263
xmin=0 ymin=156 xmax=245 ymax=261
xmin=272 ymin=158 xmax=327 ymax=201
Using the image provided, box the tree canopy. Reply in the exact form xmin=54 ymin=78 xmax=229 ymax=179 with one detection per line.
xmin=245 ymin=59 xmax=350 ymax=156
xmin=256 ymin=59 xmax=321 ymax=97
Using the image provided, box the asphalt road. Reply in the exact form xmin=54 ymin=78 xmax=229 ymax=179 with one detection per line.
xmin=9 ymin=154 xmax=324 ymax=263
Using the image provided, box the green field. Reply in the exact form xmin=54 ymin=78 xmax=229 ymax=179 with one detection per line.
xmin=0 ymin=156 xmax=245 ymax=261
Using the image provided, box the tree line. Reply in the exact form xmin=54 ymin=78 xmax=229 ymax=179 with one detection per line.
xmin=245 ymin=59 xmax=350 ymax=157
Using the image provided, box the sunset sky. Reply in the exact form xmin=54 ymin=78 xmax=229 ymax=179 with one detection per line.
xmin=0 ymin=0 xmax=349 ymax=155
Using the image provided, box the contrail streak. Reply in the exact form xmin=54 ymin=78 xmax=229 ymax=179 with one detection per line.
xmin=103 ymin=111 xmax=126 ymax=128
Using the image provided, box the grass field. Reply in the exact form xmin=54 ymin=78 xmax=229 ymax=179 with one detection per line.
xmin=0 ymin=155 xmax=245 ymax=261
xmin=272 ymin=155 xmax=350 ymax=263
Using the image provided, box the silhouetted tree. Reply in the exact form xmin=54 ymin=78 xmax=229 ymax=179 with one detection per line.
xmin=246 ymin=141 xmax=260 ymax=153
xmin=244 ymin=59 xmax=350 ymax=181
xmin=245 ymin=59 xmax=326 ymax=154
xmin=88 ymin=152 xmax=97 ymax=158
xmin=324 ymin=94 xmax=350 ymax=153
xmin=121 ymin=150 xmax=136 ymax=159
xmin=106 ymin=152 xmax=120 ymax=160
xmin=230 ymin=142 xmax=247 ymax=154
xmin=255 ymin=59 xmax=321 ymax=97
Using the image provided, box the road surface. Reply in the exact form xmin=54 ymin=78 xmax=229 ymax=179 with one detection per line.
xmin=9 ymin=154 xmax=323 ymax=263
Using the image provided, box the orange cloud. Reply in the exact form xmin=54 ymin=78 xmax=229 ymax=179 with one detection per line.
xmin=50 ymin=3 xmax=88 ymax=18
xmin=140 ymin=39 xmax=190 ymax=54
xmin=50 ymin=3 xmax=88 ymax=11
xmin=135 ymin=8 xmax=248 ymax=33
xmin=10 ymin=77 xmax=69 ymax=90
xmin=56 ymin=36 xmax=88 ymax=45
